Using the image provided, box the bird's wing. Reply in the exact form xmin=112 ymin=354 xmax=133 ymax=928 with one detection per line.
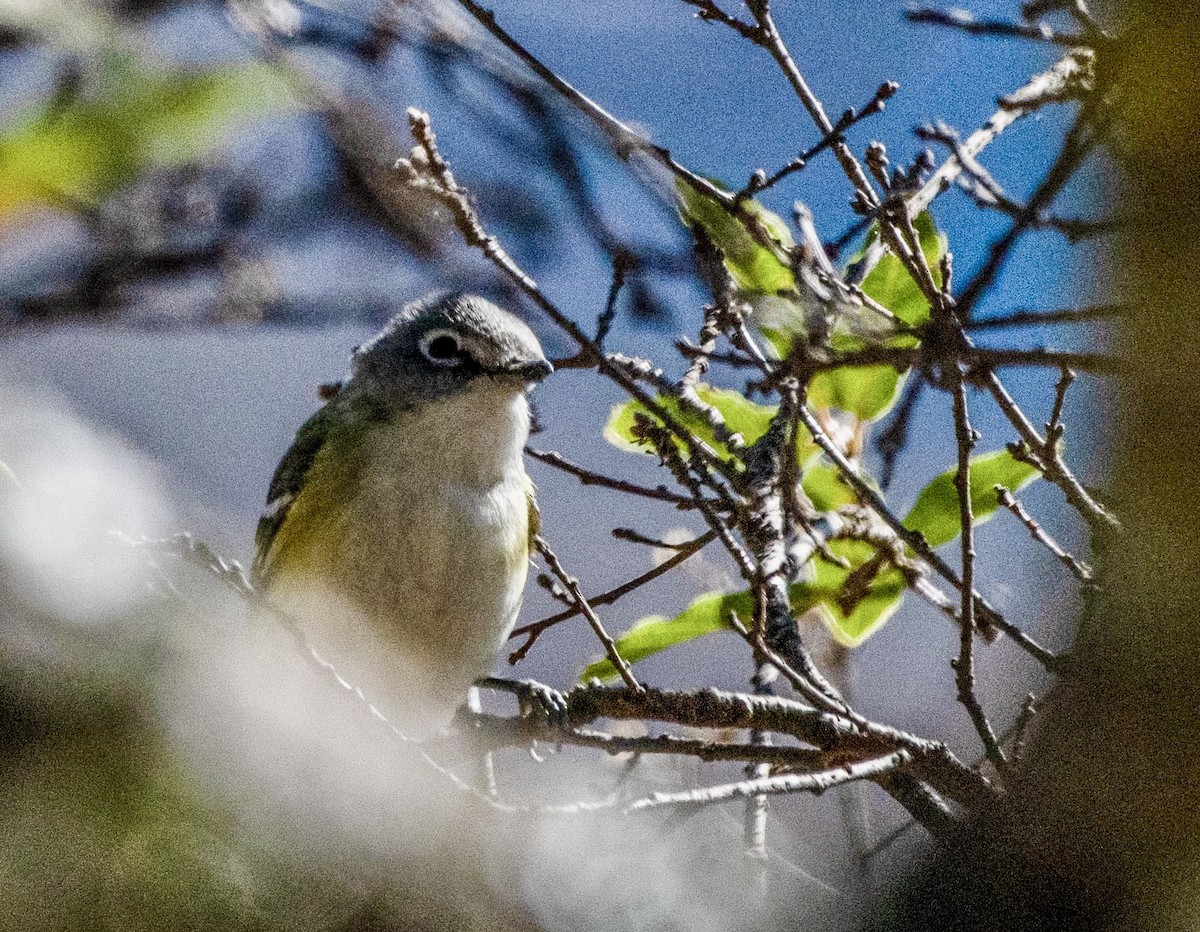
xmin=526 ymin=476 xmax=540 ymax=553
xmin=252 ymin=403 xmax=339 ymax=585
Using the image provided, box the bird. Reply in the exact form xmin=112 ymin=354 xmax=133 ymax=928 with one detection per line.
xmin=251 ymin=292 xmax=552 ymax=731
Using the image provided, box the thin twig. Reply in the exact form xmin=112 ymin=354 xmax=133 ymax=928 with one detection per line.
xmin=997 ymin=486 xmax=1094 ymax=581
xmin=737 ymin=81 xmax=899 ymax=200
xmin=637 ymin=418 xmax=759 ymax=582
xmin=955 ymin=108 xmax=1109 ymax=319
xmin=876 ymin=376 xmax=925 ymax=490
xmin=740 ymin=0 xmax=879 ymax=204
xmin=950 ymin=374 xmax=1008 ymax=769
xmin=985 ymin=370 xmax=1119 ymax=537
xmin=534 ymin=536 xmax=645 ymax=692
xmin=621 ymin=751 xmax=912 ymax=814
xmin=793 ymin=402 xmax=1059 ymax=669
xmin=906 ymin=51 xmax=1095 ymax=220
xmin=611 ymin=527 xmax=705 ymax=549
xmin=916 ymin=120 xmax=1115 ymax=239
xmin=450 ymin=0 xmax=798 ymax=272
xmin=682 ymin=0 xmax=761 ymax=41
xmin=1047 ymin=366 xmax=1075 ymax=442
xmin=525 ymin=447 xmax=701 ymax=509
xmin=597 ymin=250 xmax=631 ymax=347
xmin=965 ymin=303 xmax=1125 ymax=330
xmin=905 ymin=5 xmax=1090 ymax=47
xmin=789 ymin=343 xmax=1118 ymax=375
xmin=507 ymin=530 xmax=718 ymax=663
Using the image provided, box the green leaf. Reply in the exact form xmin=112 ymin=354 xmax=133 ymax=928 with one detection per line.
xmin=803 ymin=539 xmax=907 ymax=646
xmin=676 ymin=179 xmax=795 ymax=295
xmin=806 ymin=213 xmax=946 ymax=421
xmin=808 ymin=362 xmax=909 ymax=422
xmin=859 ymin=211 xmax=948 ymax=327
xmin=580 ymin=590 xmax=751 ymax=683
xmin=0 ymin=54 xmax=294 ymax=222
xmin=902 ymin=449 xmax=1041 ymax=548
xmin=136 ymin=63 xmax=296 ymax=165
xmin=603 ymin=384 xmax=819 ymax=465
xmin=801 ymin=463 xmax=859 ymax=511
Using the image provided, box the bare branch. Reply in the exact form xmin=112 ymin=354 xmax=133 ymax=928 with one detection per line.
xmin=955 ymin=107 xmax=1109 ymax=319
xmin=985 ymin=370 xmax=1120 ymax=537
xmin=682 ymin=0 xmax=761 ymax=41
xmin=621 ymin=751 xmax=912 ymax=814
xmin=905 ymin=5 xmax=1089 ymax=46
xmin=742 ymin=385 xmax=844 ymax=701
xmin=997 ymin=486 xmax=1094 ymax=582
xmin=1047 ymin=366 xmax=1075 ymax=442
xmin=526 ymin=447 xmax=702 ymax=509
xmin=916 ymin=120 xmax=1116 ymax=239
xmin=534 ymin=536 xmax=645 ymax=692
xmin=508 ymin=530 xmax=717 ymax=663
xmin=793 ymin=401 xmax=1060 ymax=670
xmin=907 ymin=51 xmax=1095 ymax=220
xmin=739 ymin=0 xmax=880 ymax=205
xmin=450 ymin=0 xmax=799 ymax=272
xmin=966 ymin=303 xmax=1126 ymax=330
xmin=950 ymin=373 xmax=1008 ymax=769
xmin=738 ymin=81 xmax=899 ymax=200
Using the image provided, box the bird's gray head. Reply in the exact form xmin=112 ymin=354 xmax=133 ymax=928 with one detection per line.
xmin=349 ymin=293 xmax=552 ymax=407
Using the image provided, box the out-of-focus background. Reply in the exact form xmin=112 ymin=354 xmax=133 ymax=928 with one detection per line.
xmin=0 ymin=1 xmax=1115 ymax=929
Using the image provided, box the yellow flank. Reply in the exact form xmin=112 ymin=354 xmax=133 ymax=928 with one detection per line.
xmin=262 ymin=380 xmax=533 ymax=715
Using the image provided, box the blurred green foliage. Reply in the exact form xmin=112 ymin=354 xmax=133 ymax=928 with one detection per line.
xmin=0 ymin=665 xmax=349 ymax=931
xmin=0 ymin=44 xmax=293 ymax=222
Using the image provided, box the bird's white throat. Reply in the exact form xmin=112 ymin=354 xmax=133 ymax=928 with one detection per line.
xmin=375 ymin=381 xmax=531 ymax=489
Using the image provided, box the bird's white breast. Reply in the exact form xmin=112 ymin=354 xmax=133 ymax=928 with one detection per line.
xmin=279 ymin=382 xmax=533 ymax=723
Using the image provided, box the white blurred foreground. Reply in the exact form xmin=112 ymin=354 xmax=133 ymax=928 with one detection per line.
xmin=0 ymin=386 xmax=848 ymax=932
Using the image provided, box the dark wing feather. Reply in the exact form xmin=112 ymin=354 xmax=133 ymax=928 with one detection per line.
xmin=526 ymin=484 xmax=540 ymax=551
xmin=252 ymin=403 xmax=338 ymax=585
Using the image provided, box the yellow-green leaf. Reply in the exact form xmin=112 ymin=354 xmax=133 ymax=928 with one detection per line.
xmin=804 ymin=539 xmax=906 ymax=646
xmin=902 ymin=448 xmax=1041 ymax=548
xmin=808 ymin=363 xmax=910 ymax=422
xmin=581 ymin=537 xmax=909 ymax=680
xmin=603 ymin=384 xmax=819 ymax=465
xmin=806 ymin=213 xmax=946 ymax=421
xmin=676 ymin=179 xmax=795 ymax=295
xmin=858 ymin=211 xmax=948 ymax=327
xmin=801 ymin=463 xmax=859 ymax=511
xmin=580 ymin=590 xmax=751 ymax=683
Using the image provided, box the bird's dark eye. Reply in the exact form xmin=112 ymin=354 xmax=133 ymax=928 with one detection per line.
xmin=419 ymin=330 xmax=463 ymax=366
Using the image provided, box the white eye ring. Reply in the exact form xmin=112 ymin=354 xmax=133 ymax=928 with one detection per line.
xmin=419 ymin=329 xmax=464 ymax=366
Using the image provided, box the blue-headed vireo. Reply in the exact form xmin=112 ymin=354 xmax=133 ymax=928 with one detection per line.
xmin=252 ymin=293 xmax=552 ymax=729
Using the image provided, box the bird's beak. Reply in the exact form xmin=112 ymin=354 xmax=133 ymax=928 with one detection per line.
xmin=502 ymin=358 xmax=554 ymax=383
